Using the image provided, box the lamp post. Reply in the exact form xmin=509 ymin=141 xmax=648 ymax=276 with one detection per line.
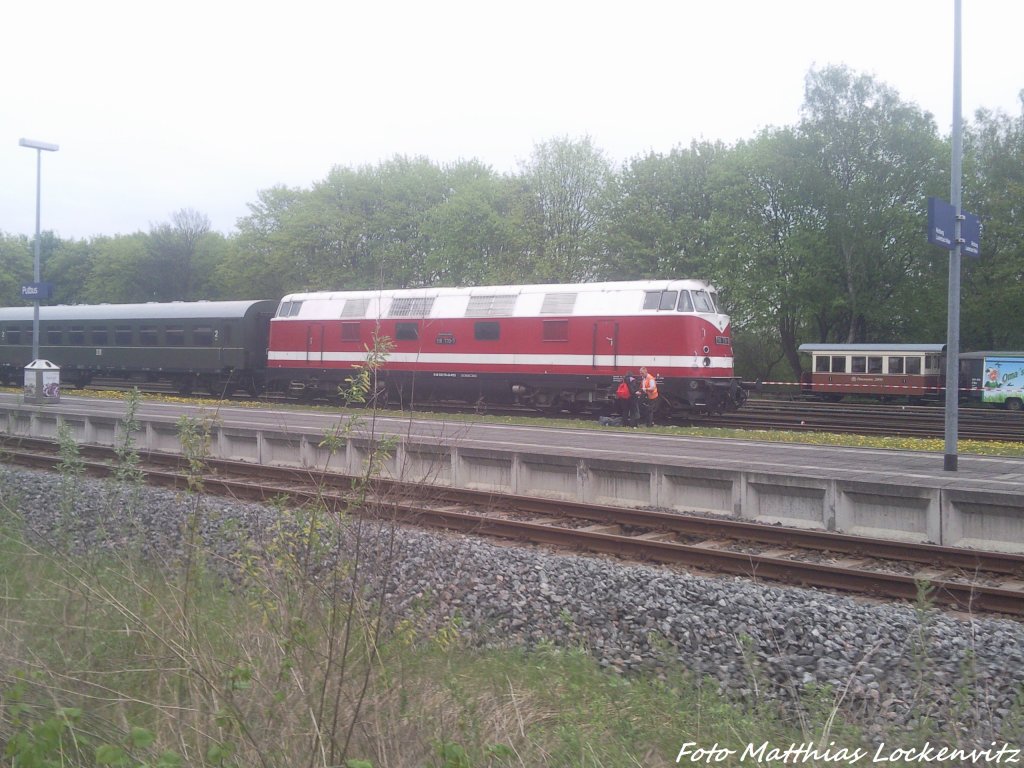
xmin=18 ymin=137 xmax=59 ymax=363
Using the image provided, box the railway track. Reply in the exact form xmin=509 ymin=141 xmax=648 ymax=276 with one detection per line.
xmin=4 ymin=435 xmax=1024 ymax=617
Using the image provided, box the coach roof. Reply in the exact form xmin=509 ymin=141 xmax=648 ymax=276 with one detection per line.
xmin=0 ymin=300 xmax=277 ymax=323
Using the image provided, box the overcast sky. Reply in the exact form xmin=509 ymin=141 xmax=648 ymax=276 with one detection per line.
xmin=3 ymin=0 xmax=1022 ymax=241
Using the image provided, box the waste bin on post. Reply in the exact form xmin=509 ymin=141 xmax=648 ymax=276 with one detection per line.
xmin=24 ymin=359 xmax=61 ymax=404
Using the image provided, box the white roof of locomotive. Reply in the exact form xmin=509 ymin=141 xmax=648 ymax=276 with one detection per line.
xmin=277 ymin=279 xmax=722 ymax=320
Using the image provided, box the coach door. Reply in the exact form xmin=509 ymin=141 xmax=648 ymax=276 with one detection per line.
xmin=306 ymin=324 xmax=324 ymax=365
xmin=592 ymin=320 xmax=619 ymax=370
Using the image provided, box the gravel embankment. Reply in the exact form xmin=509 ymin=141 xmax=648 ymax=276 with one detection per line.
xmin=3 ymin=463 xmax=1022 ymax=739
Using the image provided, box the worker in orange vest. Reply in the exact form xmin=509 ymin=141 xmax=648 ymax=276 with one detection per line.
xmin=639 ymin=366 xmax=659 ymax=426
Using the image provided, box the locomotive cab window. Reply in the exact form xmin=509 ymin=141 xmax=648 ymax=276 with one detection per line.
xmin=395 ymin=322 xmax=419 ymax=341
xmin=643 ymin=290 xmax=677 ymax=311
xmin=474 ymin=321 xmax=500 ymax=341
xmin=692 ymin=290 xmax=715 ymax=313
xmin=676 ymin=292 xmax=694 ymax=312
xmin=543 ymin=319 xmax=569 ymax=342
xmin=887 ymin=357 xmax=904 ymax=374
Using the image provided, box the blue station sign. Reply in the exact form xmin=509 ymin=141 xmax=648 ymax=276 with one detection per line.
xmin=927 ymin=197 xmax=980 ymax=258
xmin=21 ymin=282 xmax=54 ymax=300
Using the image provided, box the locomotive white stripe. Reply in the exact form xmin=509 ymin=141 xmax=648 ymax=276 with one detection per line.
xmin=266 ymin=350 xmax=734 ymax=369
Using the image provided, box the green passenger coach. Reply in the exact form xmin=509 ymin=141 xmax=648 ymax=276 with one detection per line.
xmin=0 ymin=300 xmax=277 ymax=396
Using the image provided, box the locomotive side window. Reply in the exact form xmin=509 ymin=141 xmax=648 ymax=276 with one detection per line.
xmin=888 ymin=357 xmax=904 ymax=374
xmin=543 ymin=320 xmax=569 ymax=342
xmin=474 ymin=321 xmax=500 ymax=341
xmin=69 ymin=326 xmax=85 ymax=345
xmin=867 ymin=356 xmax=883 ymax=374
xmin=852 ymin=356 xmax=866 ymax=373
xmin=677 ymin=292 xmax=694 ymax=312
xmin=395 ymin=322 xmax=419 ymax=341
xmin=115 ymin=326 xmax=133 ymax=345
xmin=906 ymin=357 xmax=922 ymax=375
xmin=831 ymin=356 xmax=847 ymax=373
xmin=91 ymin=328 xmax=109 ymax=345
xmin=692 ymin=291 xmax=715 ymax=312
xmin=341 ymin=322 xmax=361 ymax=342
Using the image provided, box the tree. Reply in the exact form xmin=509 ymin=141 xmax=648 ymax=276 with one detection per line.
xmin=147 ymin=208 xmax=213 ymax=300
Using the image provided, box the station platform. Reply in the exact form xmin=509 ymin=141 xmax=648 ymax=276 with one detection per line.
xmin=2 ymin=392 xmax=1023 ymax=553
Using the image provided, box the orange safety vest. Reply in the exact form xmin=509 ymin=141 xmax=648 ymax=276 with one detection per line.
xmin=642 ymin=373 xmax=658 ymax=399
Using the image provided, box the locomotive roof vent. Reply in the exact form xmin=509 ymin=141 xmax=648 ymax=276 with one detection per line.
xmin=540 ymin=292 xmax=577 ymax=314
xmin=389 ymin=297 xmax=435 ymax=318
xmin=466 ymin=294 xmax=516 ymax=317
xmin=341 ymin=298 xmax=370 ymax=318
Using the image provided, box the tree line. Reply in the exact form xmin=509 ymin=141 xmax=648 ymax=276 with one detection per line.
xmin=2 ymin=65 xmax=1021 ymax=383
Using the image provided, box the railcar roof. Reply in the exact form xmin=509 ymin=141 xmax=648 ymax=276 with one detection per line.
xmin=798 ymin=343 xmax=947 ymax=354
xmin=0 ymin=300 xmax=276 ymax=322
xmin=959 ymin=350 xmax=1024 ymax=359
xmin=281 ymin=279 xmax=714 ymax=303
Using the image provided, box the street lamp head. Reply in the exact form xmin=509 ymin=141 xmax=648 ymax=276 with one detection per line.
xmin=19 ymin=137 xmax=59 ymax=152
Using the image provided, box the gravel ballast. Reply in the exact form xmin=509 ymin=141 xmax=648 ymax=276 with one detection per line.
xmin=2 ymin=462 xmax=1022 ymax=740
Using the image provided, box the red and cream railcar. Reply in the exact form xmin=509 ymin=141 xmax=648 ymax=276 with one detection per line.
xmin=798 ymin=343 xmax=946 ymax=402
xmin=266 ymin=279 xmax=746 ymax=414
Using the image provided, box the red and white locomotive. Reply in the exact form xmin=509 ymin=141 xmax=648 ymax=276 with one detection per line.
xmin=266 ymin=279 xmax=746 ymax=414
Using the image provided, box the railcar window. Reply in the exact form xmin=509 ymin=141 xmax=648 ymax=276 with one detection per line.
xmin=692 ymin=291 xmax=714 ymax=312
xmin=166 ymin=327 xmax=184 ymax=346
xmin=676 ymin=291 xmax=694 ymax=312
xmin=925 ymin=355 xmax=940 ymax=371
xmin=852 ymin=356 xmax=866 ymax=373
xmin=223 ymin=326 xmax=232 ymax=344
xmin=867 ymin=356 xmax=883 ymax=374
xmin=6 ymin=328 xmax=20 ymax=344
xmin=474 ymin=321 xmax=500 ymax=341
xmin=47 ymin=328 xmax=63 ymax=345
xmin=69 ymin=326 xmax=85 ymax=345
xmin=542 ymin=319 xmax=569 ymax=342
xmin=91 ymin=328 xmax=109 ymax=345
xmin=341 ymin=322 xmax=361 ymax=342
xmin=114 ymin=326 xmax=133 ymax=345
xmin=395 ymin=322 xmax=419 ymax=341
xmin=815 ymin=356 xmax=830 ymax=373
xmin=831 ymin=356 xmax=847 ymax=373
xmin=194 ymin=326 xmax=214 ymax=345
xmin=140 ymin=326 xmax=159 ymax=346
xmin=888 ymin=357 xmax=904 ymax=374
xmin=906 ymin=357 xmax=922 ymax=375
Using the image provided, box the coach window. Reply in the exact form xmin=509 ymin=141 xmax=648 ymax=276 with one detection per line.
xmin=194 ymin=326 xmax=214 ymax=345
xmin=115 ymin=326 xmax=134 ymax=345
xmin=815 ymin=355 xmax=830 ymax=373
xmin=676 ymin=291 xmax=694 ymax=312
xmin=341 ymin=322 xmax=360 ymax=342
xmin=543 ymin=319 xmax=569 ymax=342
xmin=91 ymin=328 xmax=109 ymax=345
xmin=888 ymin=357 xmax=904 ymax=374
xmin=906 ymin=357 xmax=922 ymax=375
xmin=474 ymin=321 xmax=500 ymax=341
xmin=831 ymin=355 xmax=847 ymax=373
xmin=166 ymin=326 xmax=185 ymax=346
xmin=69 ymin=326 xmax=85 ymax=345
xmin=395 ymin=322 xmax=419 ymax=341
xmin=47 ymin=327 xmax=63 ymax=345
xmin=851 ymin=356 xmax=866 ymax=373
xmin=140 ymin=326 xmax=159 ymax=346
xmin=867 ymin=356 xmax=883 ymax=374
xmin=6 ymin=328 xmax=20 ymax=344
xmin=925 ymin=355 xmax=941 ymax=371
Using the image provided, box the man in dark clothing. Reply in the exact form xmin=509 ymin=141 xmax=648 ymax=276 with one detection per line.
xmin=623 ymin=371 xmax=642 ymax=427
